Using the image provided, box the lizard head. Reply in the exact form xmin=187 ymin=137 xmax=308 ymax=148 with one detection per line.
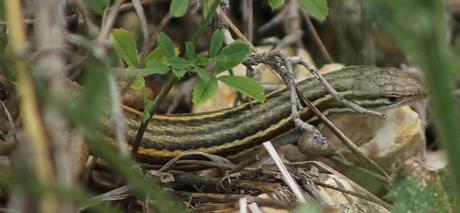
xmin=364 ymin=66 xmax=426 ymax=109
xmin=324 ymin=65 xmax=426 ymax=110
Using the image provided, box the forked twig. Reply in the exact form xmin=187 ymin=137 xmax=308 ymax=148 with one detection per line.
xmin=243 ymin=50 xmax=390 ymax=182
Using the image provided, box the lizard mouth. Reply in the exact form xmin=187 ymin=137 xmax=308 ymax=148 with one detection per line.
xmin=375 ymin=94 xmax=425 ymax=110
xmin=346 ymin=93 xmax=425 ymax=111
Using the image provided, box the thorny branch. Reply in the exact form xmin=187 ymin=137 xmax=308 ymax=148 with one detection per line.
xmin=243 ymin=50 xmax=325 ymax=146
xmin=242 ymin=50 xmax=390 ymax=182
xmin=288 ymin=56 xmax=386 ymax=117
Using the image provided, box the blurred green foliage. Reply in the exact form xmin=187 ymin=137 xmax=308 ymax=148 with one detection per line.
xmin=170 ymin=0 xmax=189 ymax=17
xmin=269 ymin=0 xmax=285 ymax=10
xmin=0 ymin=170 xmax=121 ymax=213
xmin=0 ymin=1 xmax=4 ymax=21
xmin=387 ymin=173 xmax=450 ymax=213
xmin=65 ymin=54 xmax=185 ymax=212
xmin=299 ymin=0 xmax=328 ymax=21
xmin=295 ymin=202 xmax=323 ymax=213
xmin=364 ymin=0 xmax=460 ymax=208
xmin=5 ymin=0 xmax=460 ymax=211
xmin=86 ymin=0 xmax=109 ymax=14
xmin=267 ymin=0 xmax=328 ymax=20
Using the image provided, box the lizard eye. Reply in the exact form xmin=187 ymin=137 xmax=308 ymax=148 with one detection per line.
xmin=386 ymin=95 xmax=400 ymax=103
xmin=0 ymin=90 xmax=8 ymax=101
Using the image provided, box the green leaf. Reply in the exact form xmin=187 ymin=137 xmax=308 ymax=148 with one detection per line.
xmin=168 ymin=56 xmax=189 ymax=78
xmin=387 ymin=173 xmax=450 ymax=213
xmin=218 ymin=76 xmax=265 ymax=102
xmin=169 ymin=56 xmax=190 ymax=70
xmin=195 ymin=55 xmax=209 ymax=67
xmin=131 ymin=75 xmax=145 ymax=90
xmin=185 ymin=42 xmax=196 ymax=60
xmin=299 ymin=0 xmax=328 ymax=21
xmin=145 ymin=47 xmax=167 ymax=63
xmin=111 ymin=28 xmax=139 ymax=66
xmin=269 ymin=0 xmax=285 ymax=10
xmin=193 ymin=66 xmax=211 ymax=81
xmin=209 ymin=30 xmax=224 ymax=57
xmin=142 ymin=99 xmax=155 ymax=121
xmin=170 ymin=0 xmax=189 ymax=17
xmin=213 ymin=41 xmax=251 ymax=72
xmin=157 ymin=32 xmax=176 ymax=58
xmin=173 ymin=69 xmax=187 ymax=78
xmin=86 ymin=0 xmax=109 ymax=14
xmin=145 ymin=60 xmax=170 ymax=75
xmin=192 ymin=76 xmax=218 ymax=105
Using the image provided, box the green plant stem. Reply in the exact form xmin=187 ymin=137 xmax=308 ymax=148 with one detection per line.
xmin=131 ymin=73 xmax=176 ymax=154
xmin=191 ymin=0 xmax=221 ymax=44
xmin=131 ymin=0 xmax=222 ymax=155
xmin=424 ymin=48 xmax=460 ymax=205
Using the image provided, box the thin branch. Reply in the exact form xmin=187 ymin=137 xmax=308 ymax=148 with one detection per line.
xmin=243 ymin=0 xmax=253 ymax=43
xmin=0 ymin=15 xmax=77 ymax=25
xmin=258 ymin=5 xmax=288 ymax=33
xmin=132 ymin=0 xmax=149 ymax=48
xmin=191 ymin=1 xmax=221 ymax=44
xmin=239 ymin=197 xmax=248 ymax=213
xmin=288 ymin=57 xmax=385 ymax=117
xmin=219 ymin=11 xmax=256 ymax=51
xmin=76 ymin=0 xmax=100 ymax=37
xmin=243 ymin=51 xmax=326 ymax=146
xmin=285 ymin=57 xmax=326 ymax=147
xmin=97 ymin=0 xmax=124 ymax=43
xmin=242 ymin=51 xmax=390 ymax=183
xmin=108 ymin=74 xmax=129 ymax=156
xmin=313 ymin=180 xmax=391 ymax=210
xmin=5 ymin=0 xmax=57 ymax=212
xmin=275 ymin=0 xmax=303 ymax=49
xmin=263 ymin=141 xmax=307 ymax=203
xmin=119 ymin=0 xmax=154 ymax=12
xmin=300 ymin=9 xmax=333 ymax=63
xmin=291 ymin=161 xmax=391 ymax=210
xmin=94 ymin=0 xmax=133 ymax=157
xmin=34 ymin=1 xmax=77 ymax=211
xmin=138 ymin=12 xmax=173 ymax=61
xmin=247 ymin=203 xmax=263 ymax=213
xmin=0 ymin=101 xmax=17 ymax=155
xmin=293 ymin=86 xmax=391 ymax=183
xmin=172 ymin=191 xmax=295 ymax=209
xmin=131 ymin=74 xmax=176 ymax=155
